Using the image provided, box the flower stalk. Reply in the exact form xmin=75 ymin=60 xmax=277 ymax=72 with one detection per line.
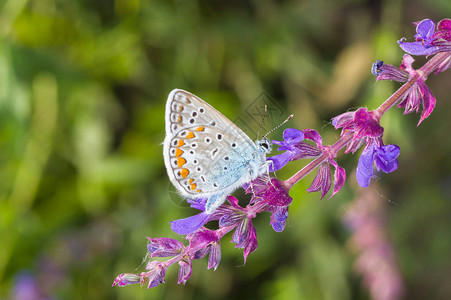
xmin=114 ymin=18 xmax=450 ymax=292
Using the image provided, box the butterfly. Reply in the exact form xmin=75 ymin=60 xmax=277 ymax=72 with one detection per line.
xmin=163 ymin=89 xmax=273 ymax=217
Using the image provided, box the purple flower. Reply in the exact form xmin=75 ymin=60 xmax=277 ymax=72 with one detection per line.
xmin=398 ymin=79 xmax=436 ymax=125
xmin=268 ymin=128 xmax=311 ymax=172
xmin=212 ymin=195 xmax=247 ymax=227
xmin=186 ymin=227 xmax=222 ymax=270
xmin=372 ymin=60 xmax=408 ymax=82
xmin=144 ymin=261 xmax=167 ymax=289
xmin=434 ymin=19 xmax=451 ymax=41
xmin=268 ymin=129 xmax=346 ymax=199
xmin=147 ymin=237 xmax=185 ymax=257
xmin=206 ymin=196 xmax=259 ymax=263
xmin=371 ymin=60 xmax=384 ymax=76
xmin=113 ymin=273 xmax=144 ymax=287
xmin=332 ymin=108 xmax=384 ymax=154
xmin=398 ymin=19 xmax=438 ymax=55
xmin=177 ymin=260 xmax=192 ymax=285
xmin=243 ymin=177 xmax=293 ymax=232
xmin=207 ymin=241 xmax=222 ymax=270
xmin=372 ymin=55 xmax=437 ymax=125
xmin=230 ymin=215 xmax=258 ymax=264
xmin=356 ymin=143 xmax=400 ymax=188
xmin=262 ymin=178 xmax=293 ymax=232
xmin=398 ymin=19 xmax=451 ymax=56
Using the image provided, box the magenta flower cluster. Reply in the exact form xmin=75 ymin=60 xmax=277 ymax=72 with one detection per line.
xmin=114 ymin=18 xmax=450 ymax=290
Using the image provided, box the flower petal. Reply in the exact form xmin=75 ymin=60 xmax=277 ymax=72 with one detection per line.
xmin=374 ymin=144 xmax=400 ymax=173
xmin=170 ymin=212 xmax=210 ymax=235
xmin=271 ymin=221 xmax=286 ymax=233
xmin=147 ymin=266 xmax=167 ymax=289
xmin=186 ymin=198 xmax=207 ymax=211
xmin=434 ymin=19 xmax=451 ymax=41
xmin=306 ymin=163 xmax=331 ymax=199
xmin=219 ymin=211 xmax=245 ymax=227
xmin=417 ymin=80 xmax=436 ymax=125
xmin=270 ymin=206 xmax=289 ymax=232
xmin=178 ymin=260 xmax=192 ymax=285
xmin=376 ymin=144 xmax=400 ymax=162
xmin=187 ymin=227 xmax=219 ymax=249
xmin=332 ymin=111 xmax=355 ymax=129
xmin=267 ymin=152 xmax=294 ymax=172
xmin=416 ymin=19 xmax=435 ymax=39
xmin=398 ymin=41 xmax=438 ymax=56
xmin=208 ymin=242 xmax=221 ymax=270
xmin=243 ymin=224 xmax=258 ymax=264
xmin=283 ymin=128 xmax=305 ymax=144
xmin=356 ymin=146 xmax=376 ymax=188
xmin=233 ymin=219 xmax=251 ymax=248
xmin=375 ymin=156 xmax=399 ymax=173
xmin=331 ymin=164 xmax=346 ymax=198
xmin=302 ymin=129 xmax=323 ymax=147
xmin=147 ymin=238 xmax=185 ymax=257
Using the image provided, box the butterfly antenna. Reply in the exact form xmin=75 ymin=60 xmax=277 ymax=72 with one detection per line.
xmin=263 ymin=114 xmax=294 ymax=138
xmin=257 ymin=105 xmax=268 ymax=139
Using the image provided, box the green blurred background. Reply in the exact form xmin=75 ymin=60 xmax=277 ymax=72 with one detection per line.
xmin=1 ymin=0 xmax=450 ymax=299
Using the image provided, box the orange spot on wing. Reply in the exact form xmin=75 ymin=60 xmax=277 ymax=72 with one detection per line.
xmin=177 ymin=140 xmax=185 ymax=147
xmin=177 ymin=157 xmax=186 ymax=167
xmin=189 ymin=178 xmax=194 ymax=183
xmin=186 ymin=131 xmax=195 ymax=139
xmin=177 ymin=115 xmax=182 ymax=122
xmin=196 ymin=189 xmax=202 ymax=193
xmin=190 ymin=183 xmax=197 ymax=190
xmin=196 ymin=126 xmax=205 ymax=131
xmin=175 ymin=148 xmax=183 ymax=157
xmin=180 ymin=168 xmax=189 ymax=178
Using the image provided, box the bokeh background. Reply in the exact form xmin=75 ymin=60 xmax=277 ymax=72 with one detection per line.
xmin=1 ymin=0 xmax=450 ymax=299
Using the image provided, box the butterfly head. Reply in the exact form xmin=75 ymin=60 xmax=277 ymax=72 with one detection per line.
xmin=257 ymin=136 xmax=272 ymax=154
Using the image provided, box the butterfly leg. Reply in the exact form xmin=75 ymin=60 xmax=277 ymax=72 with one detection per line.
xmin=265 ymin=161 xmax=277 ymax=188
xmin=267 ymin=160 xmax=275 ymax=176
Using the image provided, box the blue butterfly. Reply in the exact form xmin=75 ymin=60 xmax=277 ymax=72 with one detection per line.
xmin=163 ymin=89 xmax=272 ymax=234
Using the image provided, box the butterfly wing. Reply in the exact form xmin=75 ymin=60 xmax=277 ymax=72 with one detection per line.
xmin=165 ymin=89 xmax=246 ymax=135
xmin=163 ymin=89 xmax=259 ymax=200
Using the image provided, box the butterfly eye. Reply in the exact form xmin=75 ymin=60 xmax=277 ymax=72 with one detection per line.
xmin=259 ymin=138 xmax=272 ymax=153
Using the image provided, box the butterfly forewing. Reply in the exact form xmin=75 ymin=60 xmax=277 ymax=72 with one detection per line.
xmin=164 ymin=89 xmax=259 ymax=199
xmin=166 ymin=90 xmax=248 ymax=137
